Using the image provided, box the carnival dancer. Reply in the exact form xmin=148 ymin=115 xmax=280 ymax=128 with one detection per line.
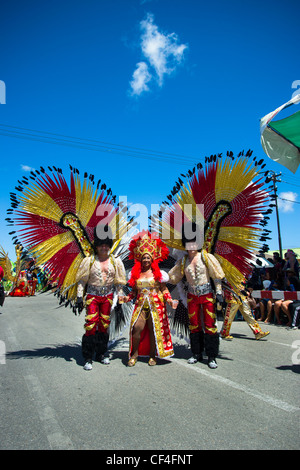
xmin=123 ymin=230 xmax=176 ymax=367
xmin=26 ymin=260 xmax=38 ymax=296
xmin=168 ymin=222 xmax=225 ymax=369
xmin=6 ymin=166 xmax=134 ymax=368
xmin=76 ymin=226 xmax=127 ymax=370
xmin=220 ymin=286 xmax=270 ymax=340
xmin=0 ymin=265 xmax=4 ymax=307
xmin=152 ymin=150 xmax=273 ymax=367
xmin=9 ymin=270 xmax=30 ymax=296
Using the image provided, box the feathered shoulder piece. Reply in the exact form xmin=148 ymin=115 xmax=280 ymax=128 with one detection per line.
xmin=6 ymin=165 xmax=134 ymax=309
xmin=152 ymin=150 xmax=272 ymax=292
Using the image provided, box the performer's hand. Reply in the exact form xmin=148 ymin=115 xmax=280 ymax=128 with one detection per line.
xmin=216 ymin=294 xmax=223 ymax=310
xmin=171 ymin=299 xmax=179 ymax=310
xmin=75 ymin=297 xmax=84 ymax=313
xmin=121 ymin=295 xmax=130 ymax=303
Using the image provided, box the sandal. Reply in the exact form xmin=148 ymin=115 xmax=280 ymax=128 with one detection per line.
xmin=127 ymin=357 xmax=137 ymax=367
xmin=148 ymin=357 xmax=157 ymax=366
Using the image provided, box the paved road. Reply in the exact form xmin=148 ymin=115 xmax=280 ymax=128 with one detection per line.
xmin=0 ymin=293 xmax=299 ymax=450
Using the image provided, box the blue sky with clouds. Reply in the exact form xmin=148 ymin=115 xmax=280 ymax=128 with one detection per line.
xmin=0 ymin=0 xmax=299 ymax=260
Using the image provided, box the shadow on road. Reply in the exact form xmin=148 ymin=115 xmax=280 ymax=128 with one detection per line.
xmin=6 ymin=342 xmax=83 ymax=365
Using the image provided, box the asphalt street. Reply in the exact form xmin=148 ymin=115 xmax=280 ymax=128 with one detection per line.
xmin=0 ymin=292 xmax=299 ymax=451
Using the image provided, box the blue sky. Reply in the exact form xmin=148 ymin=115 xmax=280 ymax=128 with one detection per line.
xmin=0 ymin=0 xmax=299 ymax=261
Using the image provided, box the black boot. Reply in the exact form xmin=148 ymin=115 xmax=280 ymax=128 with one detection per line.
xmin=95 ymin=332 xmax=110 ymax=364
xmin=204 ymin=333 xmax=219 ymax=369
xmin=188 ymin=331 xmax=204 ymax=364
xmin=82 ymin=334 xmax=95 ymax=370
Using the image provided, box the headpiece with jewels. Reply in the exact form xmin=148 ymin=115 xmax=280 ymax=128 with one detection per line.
xmin=128 ymin=230 xmax=169 ymax=287
xmin=129 ymin=230 xmax=169 ymax=262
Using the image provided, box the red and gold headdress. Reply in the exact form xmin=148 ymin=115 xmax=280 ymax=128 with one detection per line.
xmin=129 ymin=230 xmax=169 ymax=262
xmin=128 ymin=230 xmax=169 ymax=287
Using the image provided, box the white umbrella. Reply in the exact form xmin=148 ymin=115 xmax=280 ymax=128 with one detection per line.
xmin=260 ymin=94 xmax=300 ymax=174
xmin=252 ymin=256 xmax=274 ymax=269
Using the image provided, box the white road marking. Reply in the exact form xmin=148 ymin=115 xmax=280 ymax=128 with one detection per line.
xmin=170 ymin=357 xmax=300 ymax=413
xmin=6 ymin=327 xmax=74 ymax=450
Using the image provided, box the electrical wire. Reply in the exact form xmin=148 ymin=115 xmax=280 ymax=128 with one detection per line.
xmin=0 ymin=123 xmax=199 ymax=166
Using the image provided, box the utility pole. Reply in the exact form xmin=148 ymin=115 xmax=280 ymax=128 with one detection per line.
xmin=266 ymin=171 xmax=283 ymax=259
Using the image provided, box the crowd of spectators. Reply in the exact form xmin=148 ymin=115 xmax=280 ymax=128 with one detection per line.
xmin=246 ymin=250 xmax=300 ymax=329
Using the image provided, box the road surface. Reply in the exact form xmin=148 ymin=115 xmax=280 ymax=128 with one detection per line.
xmin=0 ymin=292 xmax=299 ymax=451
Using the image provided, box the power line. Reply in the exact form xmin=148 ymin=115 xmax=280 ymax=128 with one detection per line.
xmin=278 ymin=197 xmax=300 ymax=204
xmin=280 ymin=180 xmax=300 ymax=188
xmin=0 ymin=123 xmax=199 ymax=166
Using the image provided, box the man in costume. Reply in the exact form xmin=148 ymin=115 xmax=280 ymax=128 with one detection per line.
xmin=6 ymin=166 xmax=133 ymax=369
xmin=152 ymin=150 xmax=273 ymax=366
xmin=168 ymin=222 xmax=225 ymax=369
xmin=220 ymin=286 xmax=270 ymax=340
xmin=76 ymin=226 xmax=127 ymax=370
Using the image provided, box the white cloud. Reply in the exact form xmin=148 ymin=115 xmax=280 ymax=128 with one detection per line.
xmin=278 ymin=191 xmax=298 ymax=212
xmin=129 ymin=13 xmax=188 ymax=96
xmin=130 ymin=61 xmax=152 ymax=96
xmin=21 ymin=164 xmax=35 ymax=172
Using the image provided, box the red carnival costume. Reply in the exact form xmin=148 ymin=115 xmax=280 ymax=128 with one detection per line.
xmin=76 ymin=227 xmax=127 ymax=368
xmin=6 ymin=166 xmax=134 ymax=370
xmin=152 ymin=150 xmax=272 ymax=367
xmin=220 ymin=286 xmax=270 ymax=340
xmin=125 ymin=231 xmax=174 ymax=365
xmin=9 ymin=270 xmax=29 ymax=297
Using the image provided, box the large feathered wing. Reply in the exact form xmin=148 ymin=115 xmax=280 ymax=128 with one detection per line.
xmin=0 ymin=245 xmax=15 ymax=283
xmin=7 ymin=166 xmax=134 ymax=311
xmin=153 ymin=151 xmax=272 ymax=293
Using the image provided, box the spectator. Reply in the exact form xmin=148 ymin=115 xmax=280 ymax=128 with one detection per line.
xmin=273 ymin=299 xmax=293 ymax=326
xmin=272 ymin=252 xmax=285 ymax=275
xmin=283 ymin=250 xmax=299 ymax=278
xmin=286 ymin=269 xmax=300 ymax=291
xmin=258 ymin=273 xmax=284 ymax=324
xmin=270 ymin=273 xmax=299 ymax=326
xmin=289 ymin=301 xmax=300 ymax=329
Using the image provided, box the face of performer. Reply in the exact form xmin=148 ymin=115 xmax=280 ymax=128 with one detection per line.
xmin=185 ymin=241 xmax=200 ymax=254
xmin=141 ymin=253 xmax=152 ymax=271
xmin=96 ymin=243 xmax=110 ymax=258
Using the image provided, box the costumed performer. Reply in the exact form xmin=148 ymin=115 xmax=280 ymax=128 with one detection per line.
xmin=6 ymin=165 xmax=134 ymax=370
xmin=0 ymin=265 xmax=4 ymax=307
xmin=151 ymin=150 xmax=273 ymax=367
xmin=168 ymin=222 xmax=225 ymax=369
xmin=123 ymin=231 xmax=176 ymax=367
xmin=76 ymin=225 xmax=127 ymax=370
xmin=220 ymin=285 xmax=270 ymax=340
xmin=26 ymin=260 xmax=38 ymax=296
xmin=9 ymin=270 xmax=30 ymax=297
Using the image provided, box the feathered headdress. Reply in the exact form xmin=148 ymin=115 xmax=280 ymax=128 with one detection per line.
xmin=6 ymin=165 xmax=134 ymax=309
xmin=128 ymin=230 xmax=169 ymax=287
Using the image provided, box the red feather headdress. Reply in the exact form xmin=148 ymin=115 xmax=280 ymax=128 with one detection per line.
xmin=128 ymin=230 xmax=169 ymax=287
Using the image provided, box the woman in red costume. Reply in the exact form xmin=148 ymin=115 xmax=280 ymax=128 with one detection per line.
xmin=9 ymin=270 xmax=30 ymax=297
xmin=123 ymin=231 xmax=177 ymax=366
